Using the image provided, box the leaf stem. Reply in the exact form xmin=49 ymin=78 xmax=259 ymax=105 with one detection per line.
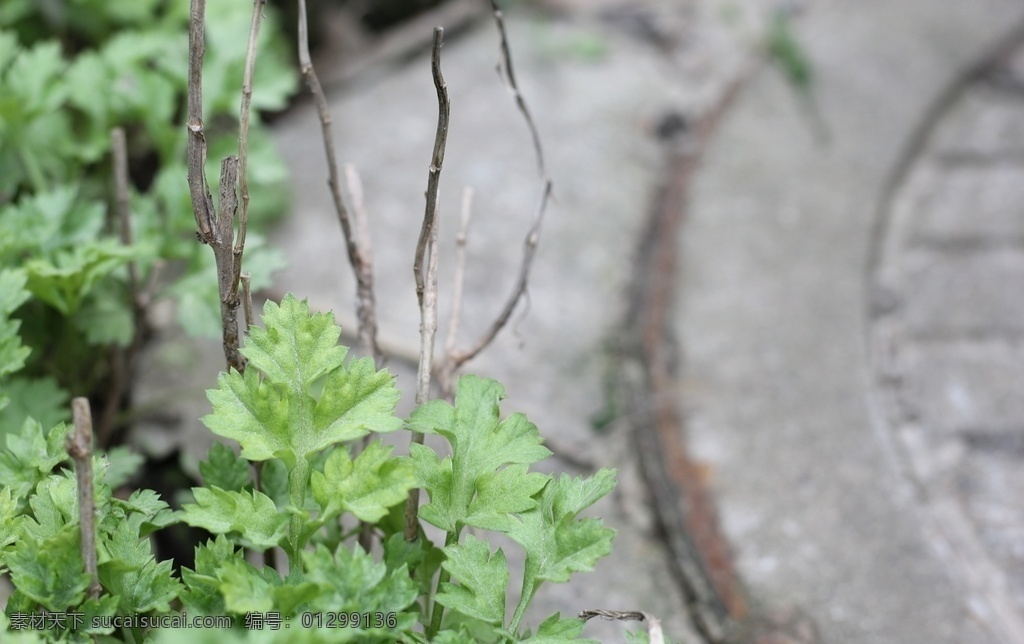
xmin=287 ymin=457 xmax=311 ymax=562
xmin=427 ymin=530 xmax=459 ymax=638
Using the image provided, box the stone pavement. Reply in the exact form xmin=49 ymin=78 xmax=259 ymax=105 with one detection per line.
xmin=135 ymin=0 xmax=1024 ymax=641
xmin=871 ymin=28 xmax=1024 ymax=641
xmin=679 ymin=1 xmax=1024 ymax=642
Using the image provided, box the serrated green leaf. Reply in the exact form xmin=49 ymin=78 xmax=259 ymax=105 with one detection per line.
xmin=506 ymin=470 xmax=617 ymax=632
xmin=241 ymin=295 xmax=348 ymax=392
xmin=203 ymin=295 xmax=401 ymax=468
xmin=303 ymin=543 xmax=419 ymax=621
xmin=99 ymin=553 xmax=181 ymax=614
xmin=112 ymin=488 xmax=177 ymax=537
xmin=0 ymin=487 xmax=25 ymax=568
xmin=180 ymin=536 xmax=244 ymax=616
xmin=435 ymin=535 xmax=509 ymax=625
xmin=467 ymin=464 xmax=548 ymax=531
xmin=6 ymin=524 xmax=90 ymax=611
xmin=199 ymin=442 xmax=251 ymax=492
xmin=218 ymin=557 xmax=275 ymax=614
xmin=408 ymin=375 xmax=551 ymax=533
xmin=312 ymin=356 xmax=404 ymax=443
xmin=24 ymin=241 xmax=137 ymax=314
xmin=0 ymin=419 xmax=69 ymax=505
xmin=181 ymin=486 xmax=289 ymax=551
xmin=311 ymin=441 xmax=415 ymax=523
xmin=203 ymin=367 xmax=291 ymax=463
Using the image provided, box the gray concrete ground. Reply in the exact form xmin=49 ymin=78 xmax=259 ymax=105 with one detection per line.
xmin=136 ymin=0 xmax=1024 ymax=641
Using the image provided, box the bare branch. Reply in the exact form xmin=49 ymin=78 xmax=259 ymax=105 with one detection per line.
xmin=110 ymin=127 xmax=139 ymax=300
xmin=187 ymin=0 xmax=215 ymax=241
xmin=188 ymin=0 xmax=248 ymax=374
xmin=298 ymin=0 xmax=382 ymax=365
xmin=215 ymin=156 xmax=246 ymax=372
xmin=68 ymin=398 xmax=101 ymax=601
xmin=453 ymin=179 xmax=551 ymax=368
xmin=98 ymin=128 xmax=145 ymax=446
xmin=414 ymin=28 xmax=450 ymax=311
xmin=233 ymin=0 xmax=268 ymax=291
xmin=406 ymin=28 xmax=449 ymax=541
xmin=489 ymin=0 xmax=545 ymax=175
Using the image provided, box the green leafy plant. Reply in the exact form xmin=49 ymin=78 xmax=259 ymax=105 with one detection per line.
xmin=0 ymin=1 xmax=295 ymax=438
xmin=0 ymin=294 xmax=616 ymax=642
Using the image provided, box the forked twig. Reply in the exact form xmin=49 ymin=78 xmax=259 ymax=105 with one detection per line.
xmin=434 ymin=5 xmax=552 ymax=398
xmin=186 ymin=0 xmax=247 ymax=373
xmin=297 ymin=0 xmax=383 ymax=365
xmin=405 ymin=28 xmax=449 ymax=541
xmin=68 ymin=398 xmax=102 ymax=601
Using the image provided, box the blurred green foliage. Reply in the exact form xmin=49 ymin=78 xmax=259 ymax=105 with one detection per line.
xmin=0 ymin=0 xmax=296 ymax=435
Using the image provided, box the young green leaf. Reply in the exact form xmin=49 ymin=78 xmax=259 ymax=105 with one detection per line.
xmin=111 ymin=488 xmax=177 ymax=538
xmin=199 ymin=441 xmax=252 ymax=492
xmin=0 ymin=487 xmax=25 ymax=571
xmin=179 ymin=536 xmax=244 ymax=616
xmin=242 ymin=295 xmax=348 ymax=391
xmin=180 ymin=486 xmax=289 ymax=551
xmin=203 ymin=295 xmax=402 ymax=465
xmin=98 ymin=550 xmax=181 ymax=613
xmin=407 ymin=375 xmax=551 ymax=533
xmin=218 ymin=557 xmax=275 ymax=614
xmin=302 ymin=543 xmax=419 ymax=623
xmin=434 ymin=535 xmax=509 ymax=626
xmin=0 ymin=419 xmax=69 ymax=507
xmin=311 ymin=441 xmax=416 ymax=523
xmin=6 ymin=524 xmax=90 ymax=612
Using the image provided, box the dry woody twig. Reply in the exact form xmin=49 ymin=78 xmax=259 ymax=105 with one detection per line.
xmin=187 ymin=0 xmax=267 ymax=374
xmin=68 ymin=397 xmax=101 ymax=601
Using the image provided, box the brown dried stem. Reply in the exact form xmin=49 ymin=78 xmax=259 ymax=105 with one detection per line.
xmin=443 ymin=187 xmax=473 ymax=359
xmin=233 ymin=0 xmax=267 ymax=289
xmin=405 ymin=28 xmax=449 ymax=541
xmin=297 ymin=0 xmax=382 ymax=365
xmin=68 ymin=398 xmax=101 ymax=600
xmin=187 ymin=0 xmax=215 ymax=241
xmin=98 ymin=127 xmax=146 ymax=446
xmin=434 ymin=8 xmax=551 ymax=397
xmin=489 ymin=0 xmax=545 ymax=175
xmin=187 ymin=0 xmax=247 ymax=373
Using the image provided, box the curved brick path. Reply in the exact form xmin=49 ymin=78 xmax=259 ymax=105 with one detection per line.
xmin=870 ymin=26 xmax=1024 ymax=642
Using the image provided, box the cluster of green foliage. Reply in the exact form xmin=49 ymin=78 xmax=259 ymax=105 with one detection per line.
xmin=0 ymin=295 xmax=617 ymax=642
xmin=0 ymin=0 xmax=295 ymax=433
